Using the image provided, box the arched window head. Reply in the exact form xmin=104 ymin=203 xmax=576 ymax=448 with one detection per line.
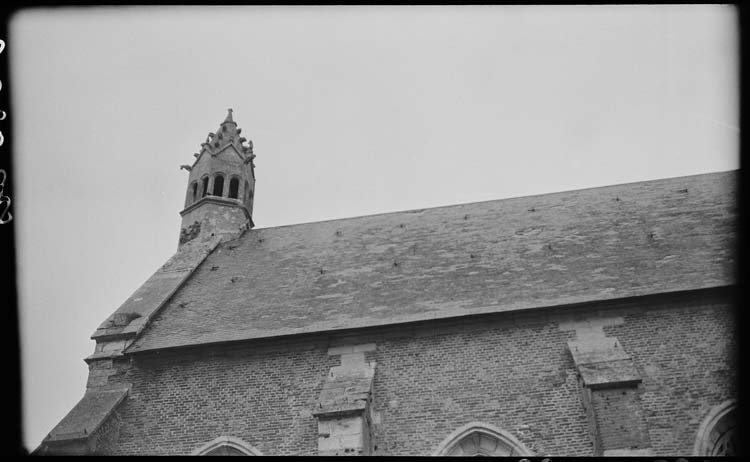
xmin=213 ymin=174 xmax=225 ymax=197
xmin=433 ymin=422 xmax=533 ymax=457
xmin=192 ymin=436 xmax=263 ymax=456
xmin=191 ymin=182 xmax=198 ymax=203
xmin=694 ymin=400 xmax=736 ymax=456
xmin=201 ymin=177 xmax=209 ymax=198
xmin=228 ymin=177 xmax=240 ymax=199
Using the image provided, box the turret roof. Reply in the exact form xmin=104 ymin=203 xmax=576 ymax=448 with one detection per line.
xmin=192 ymin=109 xmax=254 ymax=168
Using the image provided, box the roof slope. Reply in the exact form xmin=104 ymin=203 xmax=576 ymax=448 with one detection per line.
xmin=43 ymin=388 xmax=129 ymax=444
xmin=128 ymin=171 xmax=737 ymax=353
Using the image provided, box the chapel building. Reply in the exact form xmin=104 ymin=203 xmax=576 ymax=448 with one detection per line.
xmin=36 ymin=111 xmax=737 ymax=456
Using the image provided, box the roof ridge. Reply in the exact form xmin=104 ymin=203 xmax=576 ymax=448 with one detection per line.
xmin=250 ymin=169 xmax=737 ymax=232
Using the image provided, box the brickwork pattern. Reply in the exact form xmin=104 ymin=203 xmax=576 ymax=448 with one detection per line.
xmin=602 ymin=300 xmax=736 ymax=456
xmin=90 ymin=409 xmax=123 ymax=455
xmin=93 ymin=297 xmax=733 ymax=456
xmin=369 ymin=315 xmax=588 ymax=456
xmin=110 ymin=341 xmax=336 ymax=455
xmin=591 ymin=387 xmax=650 ymax=451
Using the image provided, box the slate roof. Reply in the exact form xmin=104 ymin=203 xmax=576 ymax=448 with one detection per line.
xmin=44 ymin=388 xmax=129 ymax=442
xmin=127 ymin=171 xmax=737 ymax=353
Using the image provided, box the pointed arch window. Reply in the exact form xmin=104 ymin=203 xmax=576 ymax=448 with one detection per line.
xmin=433 ymin=422 xmax=533 ymax=457
xmin=201 ymin=176 xmax=209 ymax=198
xmin=694 ymin=400 xmax=736 ymax=456
xmin=192 ymin=436 xmax=263 ymax=456
xmin=229 ymin=177 xmax=240 ymax=199
xmin=213 ymin=174 xmax=225 ymax=197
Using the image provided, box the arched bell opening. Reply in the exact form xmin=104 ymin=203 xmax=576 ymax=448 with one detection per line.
xmin=201 ymin=176 xmax=209 ymax=198
xmin=228 ymin=177 xmax=240 ymax=199
xmin=213 ymin=174 xmax=225 ymax=197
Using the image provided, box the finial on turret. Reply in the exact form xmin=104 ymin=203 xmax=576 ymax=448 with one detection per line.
xmin=224 ymin=108 xmax=234 ymax=124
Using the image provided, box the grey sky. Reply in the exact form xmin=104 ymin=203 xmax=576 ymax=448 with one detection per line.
xmin=10 ymin=5 xmax=738 ymax=451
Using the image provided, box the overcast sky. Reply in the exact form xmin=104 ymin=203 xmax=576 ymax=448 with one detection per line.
xmin=10 ymin=5 xmax=738 ymax=452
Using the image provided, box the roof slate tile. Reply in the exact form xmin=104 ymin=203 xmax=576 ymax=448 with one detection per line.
xmin=127 ymin=171 xmax=736 ymax=353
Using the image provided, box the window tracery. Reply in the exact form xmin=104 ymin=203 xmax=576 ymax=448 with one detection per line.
xmin=433 ymin=422 xmax=533 ymax=457
xmin=694 ymin=400 xmax=736 ymax=456
xmin=192 ymin=436 xmax=262 ymax=456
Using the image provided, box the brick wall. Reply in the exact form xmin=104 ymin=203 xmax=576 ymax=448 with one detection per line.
xmin=590 ymin=388 xmax=649 ymax=451
xmin=90 ymin=409 xmax=123 ymax=455
xmin=97 ymin=292 xmax=734 ymax=455
xmin=604 ymin=298 xmax=736 ymax=455
xmin=110 ymin=341 xmax=336 ymax=455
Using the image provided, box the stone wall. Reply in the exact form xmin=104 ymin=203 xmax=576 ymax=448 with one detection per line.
xmin=179 ymin=200 xmax=250 ymax=246
xmin=94 ymin=292 xmax=735 ymax=455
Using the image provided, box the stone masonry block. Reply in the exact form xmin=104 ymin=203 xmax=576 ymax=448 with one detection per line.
xmin=567 ymin=336 xmax=641 ymax=389
xmin=86 ymin=375 xmax=109 ymax=388
xmin=318 ymin=415 xmax=364 ymax=437
xmin=578 ymin=359 xmax=641 ymax=389
xmin=315 ymin=343 xmax=376 ymax=455
xmin=89 ymin=359 xmax=113 ymax=370
xmin=558 ymin=316 xmax=624 ymax=338
xmin=567 ymin=338 xmax=630 ymax=365
xmin=603 ymin=448 xmax=654 ymax=456
xmin=327 ymin=345 xmax=355 ymax=355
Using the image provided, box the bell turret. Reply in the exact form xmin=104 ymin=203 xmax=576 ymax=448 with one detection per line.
xmin=178 ymin=109 xmax=256 ymax=247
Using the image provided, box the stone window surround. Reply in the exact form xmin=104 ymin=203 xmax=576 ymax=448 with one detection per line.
xmin=432 ymin=421 xmax=534 ymax=456
xmin=191 ymin=436 xmax=263 ymax=456
xmin=693 ymin=400 xmax=736 ymax=456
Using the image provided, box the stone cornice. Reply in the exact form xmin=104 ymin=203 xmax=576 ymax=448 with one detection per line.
xmin=180 ymin=195 xmax=251 ymax=221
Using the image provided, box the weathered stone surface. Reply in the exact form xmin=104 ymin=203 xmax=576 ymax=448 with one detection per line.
xmin=315 ymin=346 xmax=376 ymax=455
xmin=568 ymin=337 xmax=630 ymax=365
xmin=590 ymin=387 xmax=651 ymax=453
xmin=564 ymin=313 xmax=650 ymax=454
xmin=577 ymin=359 xmax=641 ymax=389
xmin=179 ymin=110 xmax=255 ymax=247
xmin=179 ymin=198 xmax=251 ymax=247
xmin=318 ymin=416 xmax=367 ymax=456
xmin=603 ymin=448 xmax=654 ymax=456
xmin=564 ymin=315 xmax=642 ymax=389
